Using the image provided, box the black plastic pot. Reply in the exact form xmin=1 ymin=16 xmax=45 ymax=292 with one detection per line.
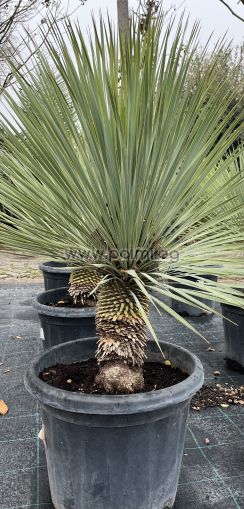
xmin=221 ymin=302 xmax=244 ymax=371
xmin=170 ymin=273 xmax=218 ymax=317
xmin=39 ymin=261 xmax=71 ymax=291
xmin=33 ymin=287 xmax=96 ymax=349
xmin=25 ymin=337 xmax=204 ymax=509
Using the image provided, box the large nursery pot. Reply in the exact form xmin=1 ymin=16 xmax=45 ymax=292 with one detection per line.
xmin=25 ymin=337 xmax=204 ymax=509
xmin=33 ymin=287 xmax=96 ymax=349
xmin=170 ymin=273 xmax=218 ymax=317
xmin=39 ymin=261 xmax=71 ymax=291
xmin=221 ymin=301 xmax=244 ymax=371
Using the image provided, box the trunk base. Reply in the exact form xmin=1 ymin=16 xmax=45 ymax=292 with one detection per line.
xmin=95 ymin=361 xmax=144 ymax=394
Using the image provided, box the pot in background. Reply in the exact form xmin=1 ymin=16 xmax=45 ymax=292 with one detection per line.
xmin=25 ymin=337 xmax=204 ymax=509
xmin=33 ymin=287 xmax=96 ymax=349
xmin=221 ymin=302 xmax=244 ymax=372
xmin=170 ymin=273 xmax=218 ymax=317
xmin=39 ymin=261 xmax=71 ymax=291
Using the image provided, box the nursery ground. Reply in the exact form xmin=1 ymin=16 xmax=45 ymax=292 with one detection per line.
xmin=0 ymin=250 xmax=43 ymax=281
xmin=0 ymin=282 xmax=244 ymax=509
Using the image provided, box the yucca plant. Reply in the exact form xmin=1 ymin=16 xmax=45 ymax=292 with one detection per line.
xmin=186 ymin=43 xmax=244 ymax=148
xmin=0 ymin=16 xmax=244 ymax=393
xmin=208 ymin=147 xmax=244 ymax=232
xmin=169 ymin=146 xmax=244 ymax=303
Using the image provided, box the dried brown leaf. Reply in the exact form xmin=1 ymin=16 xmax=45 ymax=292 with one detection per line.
xmin=0 ymin=400 xmax=9 ymax=415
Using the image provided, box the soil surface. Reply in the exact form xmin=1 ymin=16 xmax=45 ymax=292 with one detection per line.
xmin=48 ymin=297 xmax=96 ymax=308
xmin=191 ymin=383 xmax=244 ymax=411
xmin=40 ymin=358 xmax=188 ymax=395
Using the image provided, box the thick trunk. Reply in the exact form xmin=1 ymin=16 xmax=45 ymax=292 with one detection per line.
xmin=117 ymin=0 xmax=129 ymax=33
xmin=95 ymin=280 xmax=149 ymax=393
xmin=95 ymin=361 xmax=144 ymax=394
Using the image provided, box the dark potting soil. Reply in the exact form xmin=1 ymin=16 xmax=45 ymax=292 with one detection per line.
xmin=48 ymin=297 xmax=96 ymax=308
xmin=191 ymin=383 xmax=244 ymax=411
xmin=39 ymin=358 xmax=188 ymax=395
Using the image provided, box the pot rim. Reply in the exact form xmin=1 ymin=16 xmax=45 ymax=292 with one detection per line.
xmin=24 ymin=337 xmax=204 ymax=416
xmin=33 ymin=287 xmax=96 ymax=318
xmin=39 ymin=261 xmax=71 ymax=274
